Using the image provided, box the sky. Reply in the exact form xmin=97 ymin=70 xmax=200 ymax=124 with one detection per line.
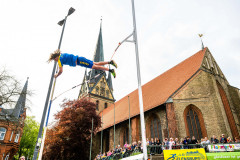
xmin=0 ymin=0 xmax=240 ymax=124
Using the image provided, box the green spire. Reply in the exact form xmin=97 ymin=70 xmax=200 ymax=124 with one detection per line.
xmin=90 ymin=21 xmax=105 ymax=83
xmin=93 ymin=21 xmax=104 ymax=62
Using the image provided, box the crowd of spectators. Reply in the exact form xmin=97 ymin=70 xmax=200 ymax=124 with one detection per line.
xmin=95 ymin=134 xmax=240 ymax=160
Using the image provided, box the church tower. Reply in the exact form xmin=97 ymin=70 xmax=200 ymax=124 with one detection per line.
xmin=78 ymin=23 xmax=115 ymax=113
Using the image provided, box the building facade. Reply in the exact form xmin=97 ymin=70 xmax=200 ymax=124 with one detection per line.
xmin=78 ymin=25 xmax=240 ymax=154
xmin=0 ymin=79 xmax=28 ymax=160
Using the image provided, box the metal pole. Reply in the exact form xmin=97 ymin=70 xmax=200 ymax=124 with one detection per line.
xmin=33 ymin=11 xmax=70 ymax=160
xmin=128 ymin=96 xmax=131 ymax=145
xmin=100 ymin=113 xmax=103 ymax=154
xmin=131 ymin=0 xmax=148 ymax=159
xmin=114 ymin=103 xmax=115 ymax=149
xmin=38 ymin=75 xmax=58 ymax=160
xmin=89 ymin=118 xmax=94 ymax=160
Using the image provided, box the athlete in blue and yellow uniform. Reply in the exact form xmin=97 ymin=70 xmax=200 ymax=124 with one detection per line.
xmin=48 ymin=49 xmax=117 ymax=78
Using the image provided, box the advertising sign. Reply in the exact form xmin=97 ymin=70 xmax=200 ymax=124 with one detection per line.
xmin=206 ymin=152 xmax=240 ymax=160
xmin=208 ymin=143 xmax=240 ymax=152
xmin=163 ymin=148 xmax=207 ymax=160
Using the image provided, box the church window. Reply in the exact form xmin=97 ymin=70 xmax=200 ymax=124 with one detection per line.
xmin=0 ymin=127 xmax=6 ymax=140
xmin=96 ymin=100 xmax=99 ymax=111
xmin=186 ymin=109 xmax=202 ymax=140
xmin=150 ymin=115 xmax=162 ymax=141
xmin=14 ymin=131 xmax=20 ymax=143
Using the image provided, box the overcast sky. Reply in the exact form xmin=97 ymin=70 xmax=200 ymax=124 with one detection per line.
xmin=0 ymin=0 xmax=239 ymax=123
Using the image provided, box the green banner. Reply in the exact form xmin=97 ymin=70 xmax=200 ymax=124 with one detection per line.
xmin=206 ymin=152 xmax=240 ymax=160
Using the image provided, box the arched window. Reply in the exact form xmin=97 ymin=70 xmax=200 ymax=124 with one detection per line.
xmin=186 ymin=109 xmax=202 ymax=140
xmin=184 ymin=105 xmax=207 ymax=140
xmin=0 ymin=127 xmax=7 ymax=140
xmin=149 ymin=115 xmax=162 ymax=142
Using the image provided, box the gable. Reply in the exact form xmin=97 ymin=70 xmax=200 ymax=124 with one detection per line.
xmin=91 ymin=75 xmax=114 ymax=100
xmin=201 ymin=49 xmax=227 ymax=81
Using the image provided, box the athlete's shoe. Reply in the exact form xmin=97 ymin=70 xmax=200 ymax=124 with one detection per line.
xmin=110 ymin=60 xmax=118 ymax=68
xmin=110 ymin=69 xmax=116 ymax=78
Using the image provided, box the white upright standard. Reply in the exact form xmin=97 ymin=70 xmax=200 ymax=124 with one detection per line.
xmin=130 ymin=0 xmax=148 ymax=159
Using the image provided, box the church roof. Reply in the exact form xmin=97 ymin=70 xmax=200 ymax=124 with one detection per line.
xmin=100 ymin=47 xmax=207 ymax=130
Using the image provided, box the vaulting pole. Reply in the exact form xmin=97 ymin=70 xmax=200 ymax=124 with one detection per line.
xmin=32 ymin=7 xmax=75 ymax=160
xmin=130 ymin=0 xmax=148 ymax=159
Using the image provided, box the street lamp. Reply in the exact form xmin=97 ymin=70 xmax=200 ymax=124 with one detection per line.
xmin=32 ymin=7 xmax=75 ymax=160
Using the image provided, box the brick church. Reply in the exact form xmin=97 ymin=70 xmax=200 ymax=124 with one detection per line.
xmin=0 ymin=78 xmax=28 ymax=159
xmin=78 ymin=25 xmax=240 ymax=154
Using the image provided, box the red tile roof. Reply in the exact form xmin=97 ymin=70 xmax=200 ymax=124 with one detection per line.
xmin=100 ymin=48 xmax=207 ymax=130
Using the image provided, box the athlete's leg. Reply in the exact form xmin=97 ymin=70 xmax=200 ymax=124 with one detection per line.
xmin=94 ymin=60 xmax=117 ymax=68
xmin=92 ymin=64 xmax=109 ymax=71
xmin=93 ymin=61 xmax=109 ymax=65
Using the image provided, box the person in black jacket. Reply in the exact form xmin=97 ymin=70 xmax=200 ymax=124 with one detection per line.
xmin=211 ymin=135 xmax=219 ymax=144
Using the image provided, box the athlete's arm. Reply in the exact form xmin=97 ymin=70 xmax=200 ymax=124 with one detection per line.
xmin=54 ymin=67 xmax=63 ymax=78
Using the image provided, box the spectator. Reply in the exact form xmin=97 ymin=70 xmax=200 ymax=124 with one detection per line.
xmin=146 ymin=138 xmax=150 ymax=145
xmin=19 ymin=156 xmax=25 ymax=160
xmin=187 ymin=136 xmax=192 ymax=144
xmin=235 ymin=137 xmax=240 ymax=143
xmin=204 ymin=137 xmax=210 ymax=144
xmin=200 ymin=138 xmax=206 ymax=145
xmin=227 ymin=137 xmax=233 ymax=143
xmin=169 ymin=138 xmax=175 ymax=150
xmin=156 ymin=138 xmax=162 ymax=154
xmin=163 ymin=138 xmax=169 ymax=149
xmin=220 ymin=134 xmax=227 ymax=143
xmin=174 ymin=138 xmax=180 ymax=149
xmin=211 ymin=135 xmax=219 ymax=144
xmin=180 ymin=138 xmax=184 ymax=145
xmin=191 ymin=136 xmax=198 ymax=148
xmin=131 ymin=141 xmax=137 ymax=150
xmin=107 ymin=150 xmax=112 ymax=157
xmin=183 ymin=137 xmax=188 ymax=149
xmin=101 ymin=152 xmax=107 ymax=160
xmin=124 ymin=141 xmax=128 ymax=149
xmin=137 ymin=141 xmax=142 ymax=151
xmin=175 ymin=138 xmax=179 ymax=145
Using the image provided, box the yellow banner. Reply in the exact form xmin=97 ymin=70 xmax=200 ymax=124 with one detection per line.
xmin=163 ymin=148 xmax=207 ymax=160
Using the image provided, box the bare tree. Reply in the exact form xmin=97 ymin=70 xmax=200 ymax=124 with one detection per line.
xmin=0 ymin=67 xmax=31 ymax=108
